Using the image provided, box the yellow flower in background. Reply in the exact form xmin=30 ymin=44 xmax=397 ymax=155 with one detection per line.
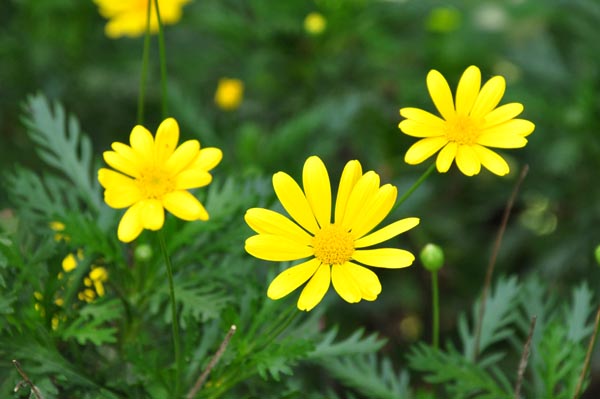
xmin=94 ymin=0 xmax=191 ymax=39
xmin=61 ymin=249 xmax=84 ymax=273
xmin=214 ymin=78 xmax=244 ymax=111
xmin=245 ymin=156 xmax=419 ymax=311
xmin=304 ymin=12 xmax=326 ymax=35
xmin=50 ymin=221 xmax=70 ymax=242
xmin=399 ymin=65 xmax=535 ymax=176
xmin=98 ymin=117 xmax=222 ymax=242
xmin=90 ymin=267 xmax=109 ymax=297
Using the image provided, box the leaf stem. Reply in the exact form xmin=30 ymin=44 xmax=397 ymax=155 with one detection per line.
xmin=137 ymin=0 xmax=152 ymax=125
xmin=158 ymin=230 xmax=182 ymax=397
xmin=514 ymin=315 xmax=537 ymax=399
xmin=572 ymin=304 xmax=600 ymax=399
xmin=473 ymin=165 xmax=528 ymax=360
xmin=393 ymin=163 xmax=436 ymax=213
xmin=154 ymin=0 xmax=169 ymax=118
xmin=431 ymin=270 xmax=440 ymax=349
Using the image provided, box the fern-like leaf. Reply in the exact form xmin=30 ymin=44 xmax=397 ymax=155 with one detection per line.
xmin=308 ymin=326 xmax=386 ymax=359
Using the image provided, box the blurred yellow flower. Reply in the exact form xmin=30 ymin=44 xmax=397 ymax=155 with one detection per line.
xmin=98 ymin=117 xmax=222 ymax=242
xmin=245 ymin=156 xmax=419 ymax=311
xmin=94 ymin=0 xmax=191 ymax=39
xmin=61 ymin=249 xmax=84 ymax=273
xmin=214 ymin=78 xmax=244 ymax=111
xmin=49 ymin=221 xmax=70 ymax=242
xmin=304 ymin=12 xmax=326 ymax=35
xmin=399 ymin=65 xmax=535 ymax=176
xmin=90 ymin=267 xmax=109 ymax=297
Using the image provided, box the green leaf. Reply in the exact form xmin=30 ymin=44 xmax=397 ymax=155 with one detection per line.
xmin=308 ymin=326 xmax=386 ymax=359
xmin=60 ymin=299 xmax=123 ymax=345
xmin=20 ymin=93 xmax=100 ymax=211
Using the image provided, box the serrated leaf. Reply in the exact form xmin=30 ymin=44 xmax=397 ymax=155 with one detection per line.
xmin=308 ymin=326 xmax=386 ymax=359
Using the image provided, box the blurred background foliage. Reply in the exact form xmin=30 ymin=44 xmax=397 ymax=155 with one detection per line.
xmin=2 ymin=0 xmax=600 ymax=395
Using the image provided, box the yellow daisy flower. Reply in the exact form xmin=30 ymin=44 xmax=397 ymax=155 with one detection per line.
xmin=245 ymin=156 xmax=419 ymax=311
xmin=399 ymin=65 xmax=535 ymax=176
xmin=304 ymin=12 xmax=327 ymax=35
xmin=214 ymin=78 xmax=244 ymax=111
xmin=98 ymin=117 xmax=222 ymax=243
xmin=94 ymin=0 xmax=191 ymax=39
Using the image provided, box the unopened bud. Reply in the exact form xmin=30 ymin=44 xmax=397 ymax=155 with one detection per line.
xmin=419 ymin=243 xmax=445 ymax=271
xmin=595 ymin=245 xmax=600 ymax=266
xmin=135 ymin=243 xmax=153 ymax=262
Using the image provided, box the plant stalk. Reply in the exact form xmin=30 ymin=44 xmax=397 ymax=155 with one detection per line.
xmin=431 ymin=270 xmax=440 ymax=349
xmin=154 ymin=0 xmax=169 ymax=118
xmin=137 ymin=0 xmax=152 ymax=125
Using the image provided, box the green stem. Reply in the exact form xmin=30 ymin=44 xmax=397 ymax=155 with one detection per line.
xmin=158 ymin=231 xmax=182 ymax=397
xmin=431 ymin=270 xmax=439 ymax=349
xmin=393 ymin=162 xmax=436 ymax=213
xmin=137 ymin=0 xmax=152 ymax=125
xmin=154 ymin=0 xmax=169 ymax=118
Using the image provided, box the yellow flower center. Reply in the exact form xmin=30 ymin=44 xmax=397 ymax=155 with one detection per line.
xmin=136 ymin=168 xmax=175 ymax=199
xmin=312 ymin=224 xmax=355 ymax=265
xmin=445 ymin=115 xmax=481 ymax=145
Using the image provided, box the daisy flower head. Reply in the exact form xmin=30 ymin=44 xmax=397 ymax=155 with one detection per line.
xmin=94 ymin=0 xmax=191 ymax=39
xmin=98 ymin=118 xmax=222 ymax=243
xmin=399 ymin=65 xmax=535 ymax=176
xmin=245 ymin=156 xmax=420 ymax=312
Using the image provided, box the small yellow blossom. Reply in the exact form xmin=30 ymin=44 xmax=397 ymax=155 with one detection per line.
xmin=304 ymin=12 xmax=326 ymax=35
xmin=214 ymin=78 xmax=244 ymax=111
xmin=98 ymin=118 xmax=222 ymax=242
xmin=245 ymin=156 xmax=419 ymax=311
xmin=78 ymin=289 xmax=97 ymax=303
xmin=94 ymin=0 xmax=191 ymax=39
xmin=49 ymin=221 xmax=70 ymax=242
xmin=399 ymin=65 xmax=535 ymax=176
xmin=90 ymin=267 xmax=109 ymax=297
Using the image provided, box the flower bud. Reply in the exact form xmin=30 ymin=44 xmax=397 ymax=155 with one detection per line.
xmin=595 ymin=245 xmax=600 ymax=266
xmin=419 ymin=243 xmax=445 ymax=272
xmin=135 ymin=243 xmax=153 ymax=262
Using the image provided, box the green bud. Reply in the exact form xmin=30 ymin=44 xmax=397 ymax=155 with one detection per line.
xmin=595 ymin=245 xmax=600 ymax=266
xmin=134 ymin=243 xmax=153 ymax=262
xmin=419 ymin=243 xmax=445 ymax=272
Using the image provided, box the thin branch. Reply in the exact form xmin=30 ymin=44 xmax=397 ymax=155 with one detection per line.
xmin=514 ymin=315 xmax=537 ymax=399
xmin=12 ymin=360 xmax=43 ymax=399
xmin=473 ymin=165 xmax=529 ymax=360
xmin=572 ymin=304 xmax=600 ymax=399
xmin=187 ymin=325 xmax=237 ymax=399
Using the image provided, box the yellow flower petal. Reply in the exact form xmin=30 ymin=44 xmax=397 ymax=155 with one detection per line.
xmin=398 ymin=119 xmax=446 ymax=138
xmin=90 ymin=267 xmax=108 ymax=282
xmin=118 ymin=202 xmax=144 ymax=243
xmin=139 ymin=199 xmax=164 ymax=230
xmin=111 ymin=142 xmax=144 ymax=173
xmin=456 ymin=65 xmax=481 ymax=115
xmin=477 ymin=132 xmax=528 ymax=149
xmin=340 ymin=171 xmax=380 ymax=230
xmin=297 ymin=263 xmax=330 ymax=311
xmin=400 ymin=107 xmax=447 ymax=129
xmin=62 ymin=254 xmax=78 ymax=272
xmin=334 ymin=160 xmax=362 ymax=224
xmin=354 ymin=217 xmax=420 ymax=248
xmin=98 ymin=169 xmax=142 ymax=208
xmin=191 ymin=147 xmax=223 ymax=172
xmin=404 ymin=137 xmax=449 ymax=165
xmin=245 ymin=234 xmax=314 ymax=261
xmin=302 ymin=156 xmax=332 ymax=229
xmin=455 ymin=145 xmax=481 ymax=176
xmin=267 ymin=258 xmax=321 ymax=300
xmin=331 ymin=263 xmax=362 ymax=303
xmin=273 ymin=171 xmax=320 ymax=234
xmin=245 ymin=208 xmax=313 ymax=245
xmin=470 ymin=75 xmax=505 ymax=119
xmin=102 ymin=151 xmax=140 ymax=178
xmin=130 ymin=125 xmax=154 ymax=160
xmin=165 ymin=140 xmax=200 ymax=174
xmin=155 ymin=117 xmax=179 ymax=164
xmin=427 ymin=69 xmax=455 ymax=120
xmin=345 ymin=262 xmax=382 ymax=300
xmin=350 ymin=184 xmax=397 ymax=239
xmin=175 ymin=169 xmax=212 ymax=190
xmin=436 ymin=142 xmax=457 ymax=173
xmin=162 ymin=191 xmax=208 ymax=221
xmin=472 ymin=145 xmax=510 ymax=176
xmin=352 ymin=248 xmax=415 ymax=268
xmin=481 ymin=103 xmax=524 ymax=129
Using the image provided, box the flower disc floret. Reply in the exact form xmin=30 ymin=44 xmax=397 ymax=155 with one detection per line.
xmin=98 ymin=117 xmax=222 ymax=243
xmin=244 ymin=156 xmax=420 ymax=311
xmin=398 ymin=65 xmax=535 ymax=176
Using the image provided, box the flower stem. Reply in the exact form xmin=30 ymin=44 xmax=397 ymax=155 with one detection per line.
xmin=393 ymin=162 xmax=436 ymax=212
xmin=158 ymin=231 xmax=182 ymax=397
xmin=154 ymin=0 xmax=169 ymax=118
xmin=430 ymin=270 xmax=440 ymax=349
xmin=137 ymin=0 xmax=152 ymax=125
